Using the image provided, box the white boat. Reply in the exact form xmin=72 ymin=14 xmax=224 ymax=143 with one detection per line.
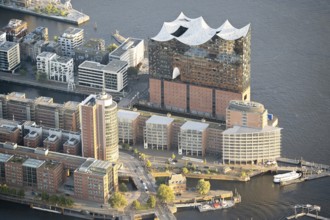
xmin=273 ymin=171 xmax=302 ymax=183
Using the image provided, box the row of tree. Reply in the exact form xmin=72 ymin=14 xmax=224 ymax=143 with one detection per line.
xmin=0 ymin=184 xmax=25 ymax=198
xmin=40 ymin=192 xmax=74 ymax=207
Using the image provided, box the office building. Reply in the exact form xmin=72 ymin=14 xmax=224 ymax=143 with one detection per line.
xmin=178 ymin=121 xmax=208 ymax=157
xmin=78 ymin=60 xmax=128 ymax=92
xmin=0 ymin=41 xmax=20 ymax=72
xmin=109 ymin=38 xmax=144 ymax=67
xmin=117 ymin=110 xmax=140 ymax=145
xmin=80 ymin=93 xmax=118 ymax=162
xmin=0 ymin=120 xmax=21 ymax=144
xmin=43 ymin=134 xmax=61 ymax=152
xmin=63 ymin=138 xmax=80 ymax=156
xmin=24 ymin=131 xmax=41 ymax=148
xmin=2 ymin=19 xmax=28 ymax=42
xmin=148 ymin=13 xmax=251 ymax=120
xmin=0 ymin=142 xmax=118 ymax=202
xmin=222 ymin=100 xmax=281 ymax=164
xmin=59 ymin=27 xmax=84 ymax=57
xmin=144 ymin=115 xmax=174 ymax=150
xmin=74 ymin=158 xmax=114 ymax=203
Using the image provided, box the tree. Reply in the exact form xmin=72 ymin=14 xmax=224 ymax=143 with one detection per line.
xmin=107 ymin=43 xmax=118 ymax=52
xmin=147 ymin=195 xmax=156 ymax=208
xmin=140 ymin=153 xmax=146 ymax=160
xmin=119 ymin=183 xmax=128 ymax=192
xmin=132 ymin=200 xmax=140 ymax=209
xmin=157 ymin=184 xmax=174 ymax=203
xmin=171 ymin=153 xmax=176 ymax=160
xmin=196 ymin=179 xmax=211 ymax=195
xmin=146 ymin=160 xmax=152 ymax=168
xmin=182 ymin=167 xmax=189 ymax=175
xmin=133 ymin=148 xmax=139 ymax=155
xmin=108 ymin=192 xmax=127 ymax=209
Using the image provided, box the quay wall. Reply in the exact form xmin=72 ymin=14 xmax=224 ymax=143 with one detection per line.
xmin=0 ymin=4 xmax=89 ymax=25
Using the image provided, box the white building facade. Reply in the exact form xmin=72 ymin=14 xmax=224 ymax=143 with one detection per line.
xmin=222 ymin=126 xmax=281 ymax=164
xmin=78 ymin=60 xmax=128 ymax=92
xmin=109 ymin=38 xmax=144 ymax=67
xmin=178 ymin=121 xmax=209 ymax=157
xmin=36 ymin=52 xmax=74 ymax=83
xmin=0 ymin=41 xmax=20 ymax=72
xmin=144 ymin=115 xmax=174 ymax=150
xmin=117 ymin=110 xmax=140 ymax=145
xmin=59 ymin=27 xmax=84 ymax=57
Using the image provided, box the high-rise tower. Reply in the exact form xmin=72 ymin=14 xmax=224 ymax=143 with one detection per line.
xmin=80 ymin=92 xmax=118 ymax=162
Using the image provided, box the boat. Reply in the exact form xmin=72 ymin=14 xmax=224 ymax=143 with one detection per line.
xmin=197 ymin=199 xmax=235 ymax=212
xmin=273 ymin=171 xmax=302 ymax=183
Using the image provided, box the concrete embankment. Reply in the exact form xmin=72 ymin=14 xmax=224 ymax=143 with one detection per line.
xmin=0 ymin=4 xmax=89 ymax=25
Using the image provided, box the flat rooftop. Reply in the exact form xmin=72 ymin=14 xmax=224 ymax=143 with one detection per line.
xmin=228 ymin=100 xmax=265 ymax=114
xmin=62 ymin=27 xmax=83 ymax=36
xmin=79 ymin=60 xmax=105 ymax=71
xmin=117 ymin=109 xmax=140 ymax=120
xmin=54 ymin=56 xmax=72 ymax=63
xmin=146 ymin=115 xmax=174 ymax=125
xmin=0 ymin=41 xmax=18 ymax=51
xmin=35 ymin=96 xmax=54 ymax=104
xmin=110 ymin=38 xmax=143 ymax=57
xmin=0 ymin=153 xmax=13 ymax=163
xmin=181 ymin=121 xmax=209 ymax=131
xmin=37 ymin=51 xmax=56 ymax=59
xmin=103 ymin=60 xmax=128 ymax=73
xmin=223 ymin=125 xmax=282 ymax=135
xmin=23 ymin=158 xmax=45 ymax=168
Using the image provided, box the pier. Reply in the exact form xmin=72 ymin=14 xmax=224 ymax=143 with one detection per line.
xmin=286 ymin=204 xmax=329 ymax=220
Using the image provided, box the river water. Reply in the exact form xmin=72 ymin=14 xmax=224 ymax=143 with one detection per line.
xmin=0 ymin=0 xmax=330 ymax=219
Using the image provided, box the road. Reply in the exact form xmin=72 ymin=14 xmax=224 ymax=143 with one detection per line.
xmin=119 ymin=152 xmax=176 ymax=220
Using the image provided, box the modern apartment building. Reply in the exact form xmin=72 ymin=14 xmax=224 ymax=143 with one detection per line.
xmin=0 ymin=41 xmax=20 ymax=72
xmin=178 ymin=121 xmax=209 ymax=157
xmin=78 ymin=60 xmax=128 ymax=92
xmin=36 ymin=51 xmax=74 ymax=83
xmin=2 ymin=19 xmax=28 ymax=42
xmin=80 ymin=93 xmax=118 ymax=162
xmin=109 ymin=38 xmax=144 ymax=67
xmin=59 ymin=27 xmax=84 ymax=57
xmin=20 ymin=26 xmax=48 ymax=61
xmin=148 ymin=13 xmax=251 ymax=120
xmin=117 ymin=110 xmax=140 ymax=145
xmin=144 ymin=115 xmax=174 ymax=150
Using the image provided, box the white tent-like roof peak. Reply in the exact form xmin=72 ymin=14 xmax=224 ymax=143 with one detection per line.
xmin=152 ymin=13 xmax=250 ymax=45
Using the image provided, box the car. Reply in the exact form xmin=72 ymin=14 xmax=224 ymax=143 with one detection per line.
xmin=173 ymin=159 xmax=178 ymax=163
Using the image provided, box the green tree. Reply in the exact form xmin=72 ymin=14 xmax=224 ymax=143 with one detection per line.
xmin=147 ymin=195 xmax=156 ymax=208
xmin=119 ymin=183 xmax=128 ymax=192
xmin=41 ymin=192 xmax=49 ymax=201
xmin=157 ymin=184 xmax=174 ymax=203
xmin=132 ymin=200 xmax=140 ymax=209
xmin=108 ymin=192 xmax=127 ymax=209
xmin=36 ymin=71 xmax=47 ymax=82
xmin=196 ymin=179 xmax=211 ymax=195
xmin=140 ymin=153 xmax=146 ymax=160
xmin=171 ymin=153 xmax=176 ymax=160
xmin=146 ymin=160 xmax=152 ymax=168
xmin=182 ymin=167 xmax=189 ymax=175
xmin=133 ymin=148 xmax=139 ymax=155
xmin=107 ymin=43 xmax=118 ymax=52
xmin=122 ymin=143 xmax=130 ymax=150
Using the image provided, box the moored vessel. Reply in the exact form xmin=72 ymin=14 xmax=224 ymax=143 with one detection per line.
xmin=273 ymin=171 xmax=302 ymax=183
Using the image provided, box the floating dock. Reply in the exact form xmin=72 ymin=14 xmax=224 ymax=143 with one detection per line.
xmin=286 ymin=204 xmax=329 ymax=220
